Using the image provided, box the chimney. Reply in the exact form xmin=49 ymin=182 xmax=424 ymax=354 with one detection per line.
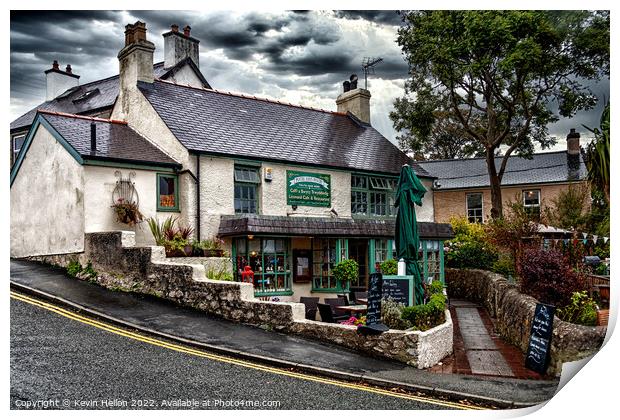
xmin=116 ymin=21 xmax=155 ymax=118
xmin=90 ymin=122 xmax=97 ymax=154
xmin=567 ymin=128 xmax=581 ymax=179
xmin=163 ymin=23 xmax=200 ymax=69
xmin=44 ymin=60 xmax=80 ymax=101
xmin=336 ymin=74 xmax=371 ymax=124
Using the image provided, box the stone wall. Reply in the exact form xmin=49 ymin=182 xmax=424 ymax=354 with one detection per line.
xmin=446 ymin=268 xmax=607 ymax=375
xmin=163 ymin=256 xmax=232 ymax=275
xmin=28 ymin=231 xmax=452 ymax=368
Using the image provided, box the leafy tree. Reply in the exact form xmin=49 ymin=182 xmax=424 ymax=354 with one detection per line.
xmin=583 ymin=103 xmax=610 ymax=204
xmin=543 ymin=183 xmax=589 ymax=230
xmin=391 ymin=10 xmax=609 ymax=218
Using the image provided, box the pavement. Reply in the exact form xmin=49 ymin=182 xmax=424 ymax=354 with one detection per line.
xmin=10 ymin=259 xmax=560 ymax=408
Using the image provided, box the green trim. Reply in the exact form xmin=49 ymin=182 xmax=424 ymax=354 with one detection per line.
xmin=84 ymin=159 xmax=177 ymax=173
xmin=254 ymin=290 xmax=294 ymax=297
xmin=368 ymin=239 xmax=376 ymax=274
xmin=310 ymin=287 xmax=349 ymax=294
xmin=192 ymin=150 xmax=434 ymax=180
xmin=234 ymin=158 xmax=263 ymax=167
xmin=11 ymin=114 xmax=84 ymax=187
xmin=156 ymin=173 xmax=180 ymax=212
xmin=439 ymin=240 xmax=445 ymax=285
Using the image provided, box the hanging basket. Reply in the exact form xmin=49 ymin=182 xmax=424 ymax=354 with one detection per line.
xmin=111 ymin=171 xmax=144 ymax=226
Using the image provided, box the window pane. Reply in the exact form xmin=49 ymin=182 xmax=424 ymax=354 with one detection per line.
xmin=234 ymin=166 xmax=260 ymax=183
xmin=467 ymin=193 xmax=482 ymax=209
xmin=523 ymin=190 xmax=540 ymax=206
xmin=159 ymin=175 xmax=176 ymax=208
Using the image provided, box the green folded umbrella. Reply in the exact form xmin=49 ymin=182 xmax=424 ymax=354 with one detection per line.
xmin=395 ymin=164 xmax=427 ymax=305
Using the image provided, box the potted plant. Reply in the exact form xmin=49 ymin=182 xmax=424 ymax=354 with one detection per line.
xmin=193 ymin=238 xmax=226 ymax=257
xmin=332 ymin=258 xmax=359 ymax=291
xmin=111 ymin=198 xmax=144 ymax=226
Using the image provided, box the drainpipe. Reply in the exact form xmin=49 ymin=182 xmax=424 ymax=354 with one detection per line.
xmin=196 ymin=153 xmax=201 ymax=241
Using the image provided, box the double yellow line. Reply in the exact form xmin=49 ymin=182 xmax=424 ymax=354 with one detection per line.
xmin=10 ymin=290 xmax=484 ymax=410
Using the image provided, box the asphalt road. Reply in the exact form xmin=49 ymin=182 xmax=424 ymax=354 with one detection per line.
xmin=10 ymin=297 xmax=464 ymax=410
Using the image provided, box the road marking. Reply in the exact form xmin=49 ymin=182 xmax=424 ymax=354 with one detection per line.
xmin=11 ymin=291 xmax=485 ymax=410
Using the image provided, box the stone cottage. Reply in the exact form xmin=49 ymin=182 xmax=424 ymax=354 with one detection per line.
xmin=10 ymin=21 xmax=453 ymax=301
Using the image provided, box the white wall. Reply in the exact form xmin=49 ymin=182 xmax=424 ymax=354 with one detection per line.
xmin=163 ymin=63 xmax=204 ymax=87
xmin=83 ymin=165 xmax=181 ymax=246
xmin=418 ymin=179 xmax=435 ymax=222
xmin=11 ymin=126 xmax=85 ymax=257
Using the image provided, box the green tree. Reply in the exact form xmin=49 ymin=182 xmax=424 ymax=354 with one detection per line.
xmin=543 ymin=183 xmax=589 ymax=230
xmin=391 ymin=10 xmax=609 ymax=218
xmin=583 ymin=103 xmax=610 ymax=204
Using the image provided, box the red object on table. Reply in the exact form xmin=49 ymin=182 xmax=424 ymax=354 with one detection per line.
xmin=241 ymin=265 xmax=254 ymax=283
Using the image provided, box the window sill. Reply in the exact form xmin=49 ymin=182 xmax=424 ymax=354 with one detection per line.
xmin=254 ymin=290 xmax=294 ymax=297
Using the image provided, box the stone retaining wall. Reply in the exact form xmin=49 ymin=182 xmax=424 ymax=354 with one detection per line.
xmin=27 ymin=231 xmax=452 ymax=368
xmin=446 ymin=268 xmax=607 ymax=376
xmin=163 ymin=256 xmax=232 ymax=276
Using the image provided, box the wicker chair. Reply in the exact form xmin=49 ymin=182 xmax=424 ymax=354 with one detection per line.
xmin=300 ymin=297 xmax=320 ymax=321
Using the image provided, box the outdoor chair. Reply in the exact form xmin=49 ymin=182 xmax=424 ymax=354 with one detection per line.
xmin=317 ymin=303 xmax=349 ymax=323
xmin=353 ymin=291 xmax=367 ymax=303
xmin=325 ymin=297 xmax=348 ymax=317
xmin=300 ymin=297 xmax=320 ymax=321
xmin=336 ymin=294 xmax=350 ymax=305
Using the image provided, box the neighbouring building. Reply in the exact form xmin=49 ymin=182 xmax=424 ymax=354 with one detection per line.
xmin=10 ymin=21 xmax=452 ymax=301
xmin=417 ymin=130 xmax=589 ymax=224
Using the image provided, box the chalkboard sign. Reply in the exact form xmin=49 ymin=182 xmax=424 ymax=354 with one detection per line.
xmin=525 ymin=303 xmax=555 ymax=374
xmin=366 ymin=272 xmax=383 ymax=326
xmin=382 ymin=275 xmax=415 ymax=307
xmin=358 ymin=272 xmax=388 ymax=335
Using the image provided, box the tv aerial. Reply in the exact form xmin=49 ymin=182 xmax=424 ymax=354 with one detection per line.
xmin=362 ymin=57 xmax=383 ymax=89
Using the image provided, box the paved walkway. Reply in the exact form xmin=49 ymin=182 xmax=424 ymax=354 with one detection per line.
xmin=10 ymin=260 xmax=558 ymax=407
xmin=428 ymin=300 xmax=545 ymax=380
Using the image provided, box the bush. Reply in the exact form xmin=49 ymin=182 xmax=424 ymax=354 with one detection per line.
xmin=401 ymin=293 xmax=447 ymax=331
xmin=66 ymin=260 xmax=82 ymax=277
xmin=380 ymin=259 xmax=398 ymax=275
xmin=557 ymin=291 xmax=598 ymax=326
xmin=445 ymin=217 xmax=498 ymax=270
xmin=492 ymin=253 xmax=516 ymax=278
xmin=381 ymin=297 xmax=411 ymax=330
xmin=332 ymin=259 xmax=359 ymax=289
xmin=519 ymin=248 xmax=586 ymax=308
xmin=205 ymin=266 xmax=234 ymax=281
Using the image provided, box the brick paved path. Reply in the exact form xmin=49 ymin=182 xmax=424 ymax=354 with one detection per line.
xmin=428 ymin=299 xmax=546 ymax=380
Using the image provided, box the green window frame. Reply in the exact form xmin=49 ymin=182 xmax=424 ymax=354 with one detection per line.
xmin=372 ymin=238 xmax=445 ymax=286
xmin=311 ymin=238 xmax=349 ymax=292
xmin=232 ymin=237 xmax=292 ymax=296
xmin=351 ymin=174 xmax=398 ymax=217
xmin=234 ymin=165 xmax=260 ymax=214
xmin=156 ymin=173 xmax=180 ymax=212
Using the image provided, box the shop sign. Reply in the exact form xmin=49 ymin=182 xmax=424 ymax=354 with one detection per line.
xmin=286 ymin=170 xmax=331 ymax=207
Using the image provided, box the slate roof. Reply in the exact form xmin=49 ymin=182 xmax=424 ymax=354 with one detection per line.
xmin=10 ymin=61 xmax=203 ymax=133
xmin=218 ymin=215 xmax=454 ymax=239
xmin=39 ymin=111 xmax=180 ymax=167
xmin=417 ymin=152 xmax=587 ymax=190
xmin=138 ymin=80 xmax=431 ymax=177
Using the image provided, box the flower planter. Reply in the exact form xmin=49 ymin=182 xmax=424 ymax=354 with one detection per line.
xmin=201 ymin=249 xmax=224 ymax=257
xmin=165 ymin=249 xmax=186 ymax=258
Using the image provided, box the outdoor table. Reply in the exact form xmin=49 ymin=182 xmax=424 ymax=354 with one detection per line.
xmin=355 ymin=298 xmax=368 ymax=305
xmin=336 ymin=304 xmax=367 ymax=315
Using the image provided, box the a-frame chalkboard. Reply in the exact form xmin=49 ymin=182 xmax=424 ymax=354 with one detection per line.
xmin=525 ymin=303 xmax=555 ymax=374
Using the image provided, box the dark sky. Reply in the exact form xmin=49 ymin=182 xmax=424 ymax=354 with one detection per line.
xmin=9 ymin=10 xmax=609 ymax=149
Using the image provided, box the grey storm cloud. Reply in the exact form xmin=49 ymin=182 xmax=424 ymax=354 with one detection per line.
xmin=9 ymin=10 xmax=609 ymax=148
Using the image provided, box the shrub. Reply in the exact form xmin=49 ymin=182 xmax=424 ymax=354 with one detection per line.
xmin=381 ymin=297 xmax=411 ymax=330
xmin=519 ymin=248 xmax=586 ymax=307
xmin=380 ymin=259 xmax=398 ymax=275
xmin=147 ymin=216 xmax=178 ymax=246
xmin=205 ymin=266 xmax=234 ymax=281
xmin=492 ymin=253 xmax=516 ymax=278
xmin=401 ymin=293 xmax=447 ymax=331
xmin=557 ymin=291 xmax=598 ymax=326
xmin=66 ymin=260 xmax=82 ymax=277
xmin=445 ymin=217 xmax=498 ymax=270
xmin=332 ymin=259 xmax=359 ymax=289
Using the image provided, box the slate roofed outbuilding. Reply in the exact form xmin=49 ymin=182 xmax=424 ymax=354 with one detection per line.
xmin=38 ymin=111 xmax=180 ymax=167
xmin=137 ymin=80 xmax=431 ymax=177
xmin=417 ymin=151 xmax=587 ymax=190
xmin=10 ymin=61 xmax=208 ymax=133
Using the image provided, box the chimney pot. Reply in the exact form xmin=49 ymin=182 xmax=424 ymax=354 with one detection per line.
xmin=65 ymin=64 xmax=72 ymax=74
xmin=52 ymin=60 xmax=59 ymax=70
xmin=90 ymin=122 xmax=97 ymax=153
xmin=343 ymin=80 xmax=351 ymax=92
xmin=183 ymin=25 xmax=191 ymax=37
xmin=171 ymin=24 xmax=179 ymax=33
